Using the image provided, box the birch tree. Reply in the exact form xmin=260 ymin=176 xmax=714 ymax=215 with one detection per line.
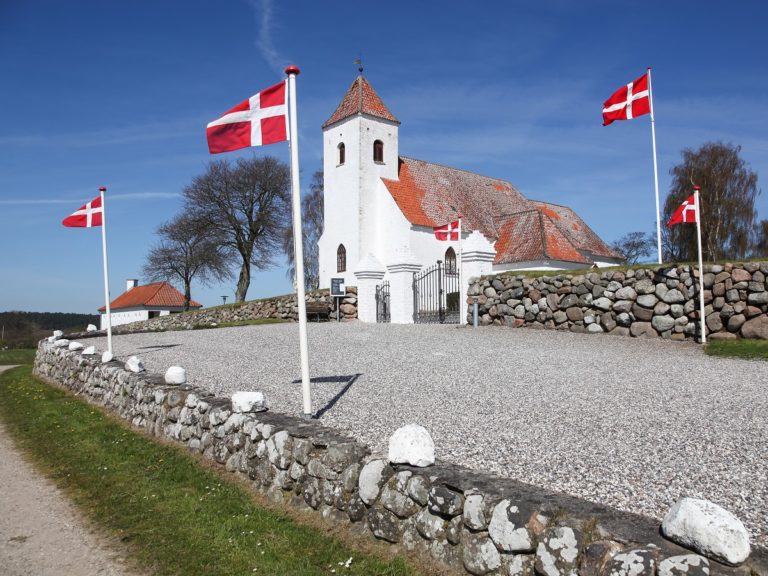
xmin=663 ymin=142 xmax=759 ymax=262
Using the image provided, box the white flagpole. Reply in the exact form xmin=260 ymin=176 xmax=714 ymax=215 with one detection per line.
xmin=694 ymin=186 xmax=706 ymax=344
xmin=285 ymin=65 xmax=312 ymax=418
xmin=648 ymin=67 xmax=662 ymax=264
xmin=99 ymin=186 xmax=113 ymax=355
xmin=458 ymin=217 xmax=465 ymax=325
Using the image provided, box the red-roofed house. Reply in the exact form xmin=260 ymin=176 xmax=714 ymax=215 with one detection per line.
xmin=98 ymin=280 xmax=202 ymax=328
xmin=317 ymin=74 xmax=622 ymax=323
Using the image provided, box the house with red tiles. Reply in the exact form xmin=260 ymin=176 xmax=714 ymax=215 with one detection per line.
xmin=317 ymin=74 xmax=622 ymax=323
xmin=98 ymin=280 xmax=202 ymax=329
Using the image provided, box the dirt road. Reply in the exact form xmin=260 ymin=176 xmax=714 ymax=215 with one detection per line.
xmin=0 ymin=365 xmax=142 ymax=576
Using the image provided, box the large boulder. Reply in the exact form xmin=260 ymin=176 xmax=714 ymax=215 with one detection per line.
xmin=231 ymin=391 xmax=267 ymax=413
xmin=488 ymin=499 xmax=535 ymax=552
xmin=661 ymin=497 xmax=750 ymax=566
xmin=387 ymin=423 xmax=435 ymax=467
xmin=741 ymin=315 xmax=768 ymax=339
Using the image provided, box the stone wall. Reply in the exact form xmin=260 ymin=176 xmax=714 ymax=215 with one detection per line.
xmin=468 ymin=262 xmax=768 ymax=340
xmin=104 ymin=288 xmax=358 ymax=334
xmin=33 ymin=342 xmax=766 ymax=576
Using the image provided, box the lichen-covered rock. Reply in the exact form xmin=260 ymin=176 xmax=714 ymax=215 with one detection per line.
xmin=657 ymin=554 xmax=710 ymax=576
xmin=414 ymin=508 xmax=446 ymax=540
xmin=488 ymin=499 xmax=535 ymax=552
xmin=534 ymin=526 xmax=582 ymax=576
xmin=661 ymin=497 xmax=750 ymax=566
xmin=603 ymin=548 xmax=657 ymax=576
xmin=346 ymin=492 xmax=366 ymax=522
xmin=358 ymin=459 xmax=393 ymax=505
xmin=367 ymin=507 xmax=401 ymax=543
xmin=464 ymin=491 xmax=491 ymax=531
xmin=463 ymin=534 xmax=502 ymax=575
xmin=505 ymin=553 xmax=535 ymax=576
xmin=266 ymin=430 xmax=293 ymax=470
xmin=406 ymin=474 xmax=430 ymax=506
xmin=427 ymin=485 xmax=464 ymax=517
xmin=580 ymin=540 xmax=623 ymax=576
xmin=379 ymin=485 xmax=420 ymax=518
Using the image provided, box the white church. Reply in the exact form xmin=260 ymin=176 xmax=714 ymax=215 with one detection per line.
xmin=317 ymin=74 xmax=622 ymax=324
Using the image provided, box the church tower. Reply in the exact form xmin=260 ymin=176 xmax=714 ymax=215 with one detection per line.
xmin=318 ymin=74 xmax=400 ymax=288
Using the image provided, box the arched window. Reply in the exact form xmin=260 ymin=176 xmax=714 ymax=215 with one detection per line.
xmin=338 ymin=142 xmax=345 ymax=165
xmin=337 ymin=244 xmax=347 ymax=273
xmin=445 ymin=247 xmax=457 ymax=275
xmin=373 ymin=139 xmax=384 ymax=163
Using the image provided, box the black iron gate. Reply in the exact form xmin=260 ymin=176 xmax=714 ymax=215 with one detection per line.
xmin=376 ymin=281 xmax=391 ymax=323
xmin=412 ymin=260 xmax=460 ymax=324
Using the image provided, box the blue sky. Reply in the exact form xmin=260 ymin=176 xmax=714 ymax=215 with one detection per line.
xmin=1 ymin=0 xmax=766 ymax=314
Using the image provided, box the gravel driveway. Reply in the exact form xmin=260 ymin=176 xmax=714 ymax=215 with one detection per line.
xmin=90 ymin=322 xmax=768 ymax=548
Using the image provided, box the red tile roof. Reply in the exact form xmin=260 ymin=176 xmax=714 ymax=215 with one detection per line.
xmin=494 ymin=210 xmax=591 ymax=265
xmin=533 ymin=201 xmax=622 ymax=260
xmin=98 ymin=282 xmax=202 ymax=312
xmin=322 ymin=76 xmax=400 ymax=128
xmin=382 ymin=157 xmax=531 ymax=237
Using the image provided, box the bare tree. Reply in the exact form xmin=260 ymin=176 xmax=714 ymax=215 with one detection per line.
xmin=183 ymin=156 xmax=291 ymax=302
xmin=283 ymin=170 xmax=324 ymax=290
xmin=142 ymin=214 xmax=232 ymax=310
xmin=751 ymin=219 xmax=768 ymax=258
xmin=663 ymin=142 xmax=760 ymax=262
xmin=610 ymin=231 xmax=654 ymax=265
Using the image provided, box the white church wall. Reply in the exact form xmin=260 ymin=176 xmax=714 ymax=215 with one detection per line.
xmin=319 ymin=114 xmax=399 ymax=289
xmin=374 ymin=180 xmax=412 ymax=266
xmin=492 ymin=260 xmax=591 ymax=274
xmin=357 ymin=117 xmax=399 ymax=264
xmin=319 ymin=118 xmax=361 ymax=289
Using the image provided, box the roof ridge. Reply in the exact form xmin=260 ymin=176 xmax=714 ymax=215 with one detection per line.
xmin=531 ymin=199 xmax=571 ymax=210
xmin=399 ymin=156 xmax=516 ymax=186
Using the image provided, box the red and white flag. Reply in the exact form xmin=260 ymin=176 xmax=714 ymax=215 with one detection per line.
xmin=206 ymin=81 xmax=288 ymax=154
xmin=62 ymin=195 xmax=103 ymax=227
xmin=602 ymin=72 xmax=650 ymax=126
xmin=667 ymin=193 xmax=698 ymax=227
xmin=434 ymin=220 xmax=459 ymax=241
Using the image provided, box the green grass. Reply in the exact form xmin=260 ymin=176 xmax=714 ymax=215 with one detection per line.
xmin=0 ymin=348 xmax=36 ymax=365
xmin=0 ymin=366 xmax=417 ymax=576
xmin=704 ymin=339 xmax=768 ymax=360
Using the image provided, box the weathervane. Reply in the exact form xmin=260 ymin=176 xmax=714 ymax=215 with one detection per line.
xmin=354 ymin=56 xmax=363 ymax=75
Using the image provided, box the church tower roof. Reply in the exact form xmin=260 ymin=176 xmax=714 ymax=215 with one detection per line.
xmin=322 ymin=75 xmax=400 ymax=128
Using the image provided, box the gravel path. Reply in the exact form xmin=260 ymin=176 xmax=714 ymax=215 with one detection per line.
xmin=90 ymin=323 xmax=768 ymax=548
xmin=0 ymin=366 xmax=141 ymax=576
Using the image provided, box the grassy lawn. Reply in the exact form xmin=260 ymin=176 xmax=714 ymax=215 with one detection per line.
xmin=704 ymin=339 xmax=768 ymax=360
xmin=0 ymin=366 xmax=418 ymax=576
xmin=0 ymin=348 xmax=36 ymax=365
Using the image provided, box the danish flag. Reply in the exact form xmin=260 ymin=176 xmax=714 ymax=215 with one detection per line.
xmin=62 ymin=195 xmax=103 ymax=227
xmin=602 ymin=72 xmax=651 ymax=126
xmin=206 ymin=81 xmax=288 ymax=154
xmin=434 ymin=220 xmax=459 ymax=241
xmin=667 ymin=193 xmax=698 ymax=227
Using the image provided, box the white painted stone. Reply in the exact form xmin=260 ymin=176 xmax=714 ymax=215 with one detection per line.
xmin=231 ymin=391 xmax=267 ymax=413
xmin=387 ymin=423 xmax=435 ymax=467
xmin=658 ymin=554 xmax=710 ymax=576
xmin=488 ymin=499 xmax=533 ymax=552
xmin=86 ymin=324 xmax=98 ymax=332
xmin=662 ymin=497 xmax=750 ymax=566
xmin=68 ymin=341 xmax=84 ymax=351
xmin=125 ymin=356 xmax=145 ymax=373
xmin=82 ymin=346 xmax=96 ymax=355
xmin=53 ymin=339 xmax=70 ymax=348
xmin=358 ymin=459 xmax=390 ymax=505
xmin=164 ymin=366 xmax=187 ymax=385
xmin=101 ymin=350 xmax=113 ymax=363
xmin=52 ymin=330 xmax=63 ymax=340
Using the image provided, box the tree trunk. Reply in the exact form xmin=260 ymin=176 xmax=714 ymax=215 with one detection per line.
xmin=183 ymin=282 xmax=191 ymax=312
xmin=235 ymin=261 xmax=251 ymax=302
